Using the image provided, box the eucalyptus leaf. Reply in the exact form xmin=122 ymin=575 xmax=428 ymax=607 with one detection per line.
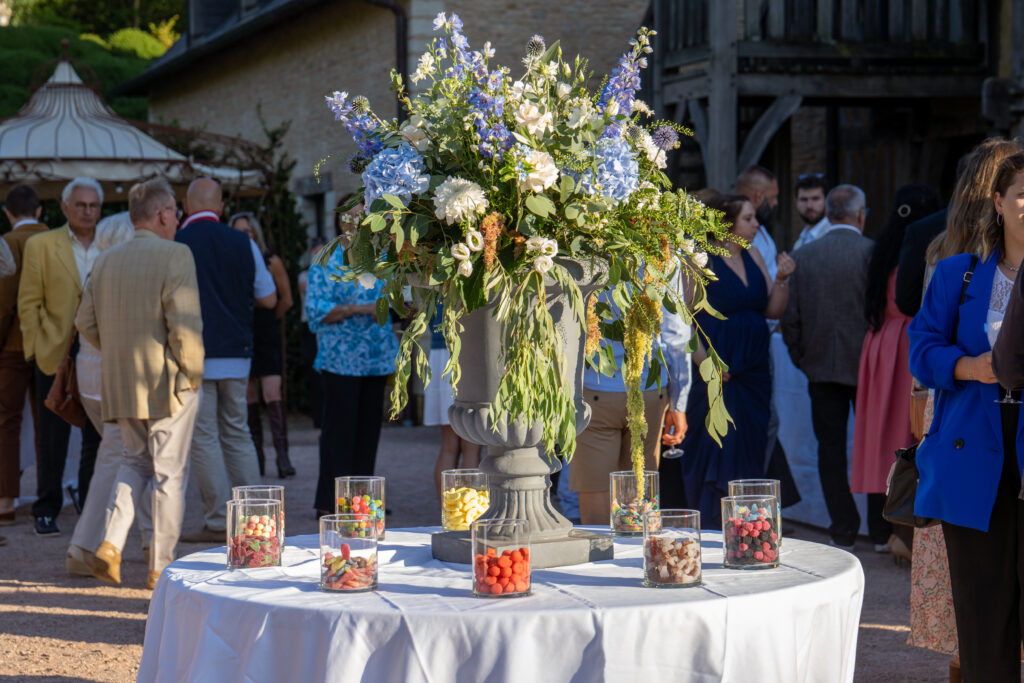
xmin=375 ymin=297 xmax=389 ymax=326
xmin=382 ymin=193 xmax=405 ymax=209
xmin=525 ymin=194 xmax=556 ymax=217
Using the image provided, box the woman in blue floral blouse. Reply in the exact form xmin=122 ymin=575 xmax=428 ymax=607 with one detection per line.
xmin=306 ymin=207 xmax=399 ymax=515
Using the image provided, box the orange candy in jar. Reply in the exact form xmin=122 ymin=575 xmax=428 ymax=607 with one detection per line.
xmin=471 ymin=518 xmax=531 ymax=598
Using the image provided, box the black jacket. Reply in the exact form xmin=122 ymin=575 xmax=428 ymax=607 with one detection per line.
xmin=895 ymin=208 xmax=947 ymax=317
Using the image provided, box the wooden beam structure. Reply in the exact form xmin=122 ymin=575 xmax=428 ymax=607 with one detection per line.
xmin=705 ymin=0 xmax=737 ymax=192
xmin=737 ymin=95 xmax=802 ymax=172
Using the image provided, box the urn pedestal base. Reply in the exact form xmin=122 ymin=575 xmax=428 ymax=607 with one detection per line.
xmin=431 ymin=528 xmax=614 ymax=569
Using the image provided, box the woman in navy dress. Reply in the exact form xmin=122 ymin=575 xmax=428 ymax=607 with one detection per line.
xmin=681 ymin=194 xmax=794 ymax=527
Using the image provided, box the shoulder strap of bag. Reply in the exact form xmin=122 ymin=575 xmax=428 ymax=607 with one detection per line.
xmin=951 ymin=255 xmax=978 ymax=346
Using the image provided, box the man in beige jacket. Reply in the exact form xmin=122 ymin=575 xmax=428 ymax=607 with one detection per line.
xmin=76 ymin=179 xmax=204 ymax=589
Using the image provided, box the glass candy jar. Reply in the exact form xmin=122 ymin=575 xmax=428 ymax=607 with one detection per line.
xmin=610 ymin=470 xmax=660 ymax=536
xmin=441 ymin=469 xmax=489 ymax=531
xmin=643 ymin=509 xmax=702 ymax=588
xmin=728 ymin=479 xmax=781 ymax=552
xmin=320 ymin=513 xmax=379 ymax=592
xmin=226 ymin=499 xmax=282 ymax=570
xmin=472 ymin=519 xmax=531 ymax=598
xmin=232 ymin=485 xmax=286 ymax=541
xmin=335 ymin=476 xmax=386 ymax=539
xmin=722 ymin=495 xmax=780 ymax=569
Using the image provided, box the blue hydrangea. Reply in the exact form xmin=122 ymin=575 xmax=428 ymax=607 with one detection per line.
xmin=572 ymin=137 xmax=639 ymax=202
xmin=361 ymin=143 xmax=430 ymax=211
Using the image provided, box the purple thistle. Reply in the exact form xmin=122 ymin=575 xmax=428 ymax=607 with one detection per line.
xmin=651 ymin=126 xmax=679 ymax=151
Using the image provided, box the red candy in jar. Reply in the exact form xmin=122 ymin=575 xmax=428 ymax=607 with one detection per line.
xmin=473 ymin=547 xmax=531 ymax=597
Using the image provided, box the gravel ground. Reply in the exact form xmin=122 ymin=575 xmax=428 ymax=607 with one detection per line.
xmin=2 ymin=416 xmax=953 ymax=682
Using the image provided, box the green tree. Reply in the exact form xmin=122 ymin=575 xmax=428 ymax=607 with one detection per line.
xmin=10 ymin=0 xmax=185 ymax=35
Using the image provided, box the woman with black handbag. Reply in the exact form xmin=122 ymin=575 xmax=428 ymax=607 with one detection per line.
xmin=909 ymin=151 xmax=1024 ymax=682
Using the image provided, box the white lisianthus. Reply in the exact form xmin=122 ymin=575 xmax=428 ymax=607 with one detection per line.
xmin=458 ymin=259 xmax=474 ymax=277
xmin=566 ymin=99 xmax=591 ymax=129
xmin=401 ymin=124 xmax=430 ymax=152
xmin=692 ymin=251 xmax=709 ymax=268
xmin=533 ymin=255 xmax=554 ymax=275
xmin=540 ymin=238 xmax=558 ymax=256
xmin=526 ymin=235 xmax=547 ymax=252
xmin=518 ymin=149 xmax=559 ymax=193
xmin=510 ymin=80 xmax=533 ymax=103
xmin=466 ymin=230 xmax=484 ymax=252
xmin=452 ymin=243 xmax=471 ymax=261
xmin=630 ymin=99 xmax=653 ymax=116
xmin=357 ymin=272 xmax=379 ymax=289
xmin=540 ymin=62 xmax=558 ymax=80
xmin=556 ymin=82 xmax=571 ymax=99
xmin=433 ymin=176 xmax=489 ymax=226
xmin=515 ymin=101 xmax=553 ymax=137
xmin=605 ymin=100 xmax=620 ymax=117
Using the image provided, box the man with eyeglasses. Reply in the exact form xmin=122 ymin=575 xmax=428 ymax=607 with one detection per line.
xmin=793 ymin=173 xmax=831 ymax=251
xmin=18 ymin=177 xmax=105 ymax=536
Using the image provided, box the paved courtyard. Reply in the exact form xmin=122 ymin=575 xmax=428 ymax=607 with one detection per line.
xmin=2 ymin=416 xmax=951 ymax=681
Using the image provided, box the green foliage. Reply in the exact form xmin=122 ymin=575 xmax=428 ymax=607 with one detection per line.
xmin=78 ymin=33 xmax=108 ymax=49
xmin=0 ymin=25 xmax=152 ymax=119
xmin=10 ymin=0 xmax=185 ymax=37
xmin=148 ymin=15 xmax=180 ymax=49
xmin=108 ymin=27 xmax=167 ymax=59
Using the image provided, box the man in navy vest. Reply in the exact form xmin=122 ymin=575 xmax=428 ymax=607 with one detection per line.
xmin=176 ymin=178 xmax=277 ymax=543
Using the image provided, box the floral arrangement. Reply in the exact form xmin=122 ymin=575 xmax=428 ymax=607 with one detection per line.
xmin=322 ymin=15 xmax=733 ymax=480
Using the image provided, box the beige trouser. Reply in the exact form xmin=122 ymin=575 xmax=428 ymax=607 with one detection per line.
xmin=190 ymin=378 xmax=262 ymax=531
xmin=70 ymin=396 xmax=152 ymax=554
xmin=105 ymin=389 xmax=200 ymax=573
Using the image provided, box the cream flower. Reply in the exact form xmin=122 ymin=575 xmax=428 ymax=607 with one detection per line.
xmin=401 ymin=124 xmax=430 ymax=152
xmin=482 ymin=41 xmax=495 ymax=59
xmin=526 ymin=236 xmax=547 ymax=252
xmin=640 ymin=133 xmax=667 ymax=169
xmin=357 ymin=272 xmax=379 ymax=289
xmin=433 ymin=176 xmax=488 ymax=226
xmin=630 ymin=99 xmax=653 ymax=116
xmin=681 ymin=238 xmax=696 ymax=254
xmin=515 ymin=101 xmax=553 ymax=138
xmin=539 ymin=238 xmax=558 ymax=256
xmin=605 ymin=100 xmax=620 ymax=117
xmin=533 ymin=255 xmax=554 ymax=275
xmin=452 ymin=243 xmax=471 ymax=261
xmin=566 ymin=99 xmax=591 ymax=129
xmin=458 ymin=259 xmax=474 ymax=277
xmin=556 ymin=82 xmax=571 ymax=99
xmin=517 ymin=149 xmax=559 ymax=193
xmin=692 ymin=251 xmax=709 ymax=268
xmin=466 ymin=230 xmax=484 ymax=252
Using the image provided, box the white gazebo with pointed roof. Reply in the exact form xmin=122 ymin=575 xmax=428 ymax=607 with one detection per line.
xmin=0 ymin=52 xmax=260 ymax=200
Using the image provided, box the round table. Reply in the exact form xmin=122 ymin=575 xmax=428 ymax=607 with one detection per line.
xmin=139 ymin=527 xmax=864 ymax=682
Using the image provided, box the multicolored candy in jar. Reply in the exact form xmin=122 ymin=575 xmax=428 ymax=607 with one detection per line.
xmin=335 ymin=476 xmax=385 ymax=539
xmin=226 ymin=499 xmax=282 ymax=569
xmin=721 ymin=495 xmax=780 ymax=569
xmin=610 ymin=471 xmax=660 ymax=536
xmin=322 ymin=542 xmax=378 ymax=592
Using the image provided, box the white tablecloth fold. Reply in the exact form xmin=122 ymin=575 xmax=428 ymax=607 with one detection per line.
xmin=139 ymin=527 xmax=864 ymax=683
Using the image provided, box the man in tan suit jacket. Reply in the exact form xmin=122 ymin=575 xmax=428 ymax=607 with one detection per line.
xmin=76 ymin=179 xmax=204 ymax=589
xmin=18 ymin=177 xmax=104 ymax=536
xmin=0 ymin=184 xmax=48 ymax=526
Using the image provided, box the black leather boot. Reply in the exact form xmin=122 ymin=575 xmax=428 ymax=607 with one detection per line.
xmin=266 ymin=400 xmax=295 ymax=478
xmin=247 ymin=402 xmax=266 ymax=477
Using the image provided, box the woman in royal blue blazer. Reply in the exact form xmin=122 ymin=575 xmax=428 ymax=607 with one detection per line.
xmin=909 ymin=151 xmax=1024 ymax=682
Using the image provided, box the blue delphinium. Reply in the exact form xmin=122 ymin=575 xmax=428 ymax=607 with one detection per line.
xmin=573 ymin=137 xmax=639 ymax=203
xmin=326 ymin=90 xmax=383 ymax=170
xmin=361 ymin=143 xmax=430 ymax=211
xmin=478 ymin=123 xmax=513 ymax=161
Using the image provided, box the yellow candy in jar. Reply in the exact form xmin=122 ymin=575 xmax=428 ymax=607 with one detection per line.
xmin=442 ymin=487 xmax=490 ymax=530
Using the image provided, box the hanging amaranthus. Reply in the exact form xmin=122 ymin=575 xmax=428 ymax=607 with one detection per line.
xmin=622 ymin=292 xmax=663 ymax=490
xmin=584 ymin=293 xmax=601 ymax=356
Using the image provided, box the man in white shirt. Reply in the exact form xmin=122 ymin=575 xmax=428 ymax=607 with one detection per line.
xmin=734 ymin=165 xmax=780 ymax=281
xmin=793 ymin=173 xmax=831 ymax=251
xmin=176 ymin=179 xmax=277 ymax=542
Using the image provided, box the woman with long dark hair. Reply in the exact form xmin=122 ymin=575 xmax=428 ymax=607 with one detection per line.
xmin=851 ymin=185 xmax=941 ymax=561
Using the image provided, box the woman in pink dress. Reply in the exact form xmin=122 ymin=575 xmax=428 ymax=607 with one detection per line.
xmin=852 ymin=185 xmax=942 ymax=557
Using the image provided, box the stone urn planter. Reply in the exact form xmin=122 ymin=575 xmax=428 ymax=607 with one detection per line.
xmin=431 ymin=258 xmax=614 ymax=568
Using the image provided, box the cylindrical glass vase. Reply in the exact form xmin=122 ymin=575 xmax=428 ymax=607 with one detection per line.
xmin=441 ymin=469 xmax=489 ymax=531
xmin=728 ymin=479 xmax=781 ymax=551
xmin=643 ymin=509 xmax=702 ymax=588
xmin=335 ymin=476 xmax=385 ymax=539
xmin=610 ymin=470 xmax=660 ymax=536
xmin=226 ymin=498 xmax=282 ymax=570
xmin=320 ymin=513 xmax=378 ymax=592
xmin=232 ymin=485 xmax=286 ymax=541
xmin=472 ymin=519 xmax=531 ymax=598
xmin=722 ymin=495 xmax=780 ymax=569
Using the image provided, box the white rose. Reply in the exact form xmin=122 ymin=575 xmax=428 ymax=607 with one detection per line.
xmin=433 ymin=176 xmax=489 ymax=225
xmin=458 ymin=259 xmax=474 ymax=277
xmin=693 ymin=251 xmax=709 ymax=268
xmin=517 ymin=149 xmax=559 ymax=193
xmin=452 ymin=243 xmax=471 ymax=260
xmin=556 ymin=82 xmax=571 ymax=99
xmin=533 ymin=255 xmax=553 ymax=275
xmin=466 ymin=231 xmax=484 ymax=252
xmin=566 ymin=99 xmax=591 ymax=129
xmin=605 ymin=100 xmax=620 ymax=117
xmin=540 ymin=238 xmax=558 ymax=256
xmin=515 ymin=101 xmax=553 ymax=138
xmin=526 ymin=235 xmax=547 ymax=252
xmin=357 ymin=272 xmax=379 ymax=289
xmin=401 ymin=124 xmax=430 ymax=152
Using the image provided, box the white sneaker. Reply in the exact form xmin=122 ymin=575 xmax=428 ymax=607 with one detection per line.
xmin=873 ymin=543 xmax=891 ymax=553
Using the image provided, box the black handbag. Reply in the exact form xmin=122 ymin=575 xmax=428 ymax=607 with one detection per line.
xmin=883 ymin=255 xmax=977 ymax=528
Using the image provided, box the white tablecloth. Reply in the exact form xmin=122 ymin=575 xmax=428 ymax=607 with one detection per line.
xmin=140 ymin=527 xmax=864 ymax=683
